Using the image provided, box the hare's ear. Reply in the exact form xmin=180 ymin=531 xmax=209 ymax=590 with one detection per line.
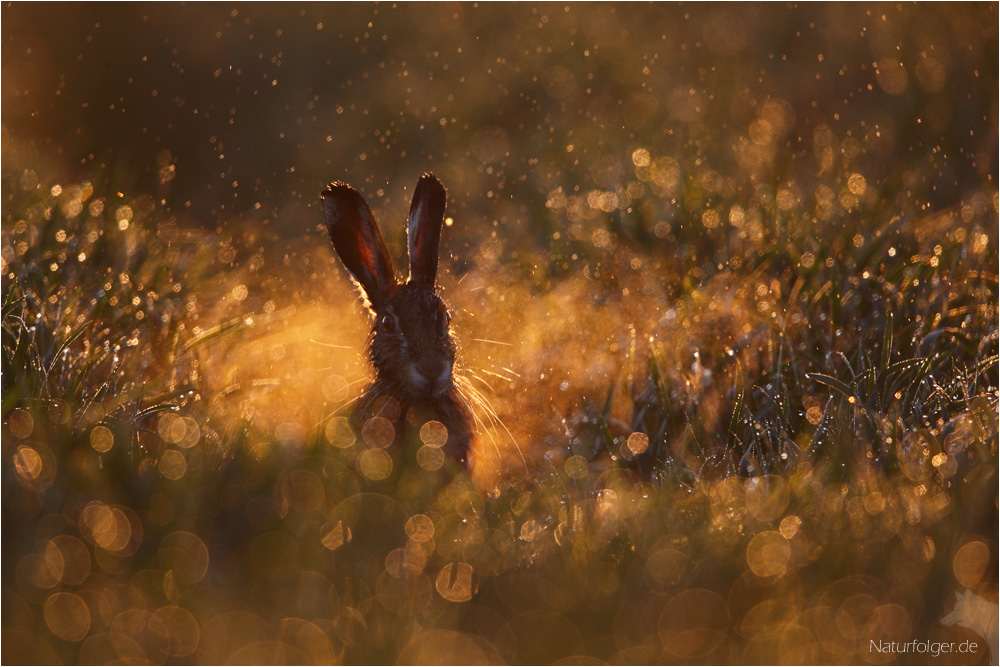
xmin=321 ymin=183 xmax=396 ymax=309
xmin=407 ymin=173 xmax=447 ymax=287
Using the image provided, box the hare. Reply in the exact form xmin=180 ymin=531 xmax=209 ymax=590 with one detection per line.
xmin=321 ymin=174 xmax=475 ymax=467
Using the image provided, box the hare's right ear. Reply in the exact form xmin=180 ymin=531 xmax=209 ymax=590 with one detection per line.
xmin=407 ymin=174 xmax=447 ymax=287
xmin=321 ymin=183 xmax=396 ymax=309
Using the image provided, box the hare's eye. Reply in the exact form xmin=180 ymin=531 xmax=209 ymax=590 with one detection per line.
xmin=380 ymin=314 xmax=395 ymax=332
xmin=444 ymin=310 xmax=452 ymax=327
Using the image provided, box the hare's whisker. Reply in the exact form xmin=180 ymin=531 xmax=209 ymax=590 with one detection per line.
xmin=312 ymin=385 xmax=370 ymax=429
xmin=472 ymin=366 xmax=516 ymax=383
xmin=308 ymin=339 xmax=353 ymax=349
xmin=449 ymin=379 xmax=495 ymax=455
xmin=455 ymin=374 xmax=527 ymax=471
xmin=465 ymin=396 xmax=504 ymax=464
xmin=471 ymin=338 xmax=512 ymax=346
xmin=464 ymin=369 xmax=496 ymax=392
xmin=371 ymin=389 xmax=403 ymax=421
xmin=470 ymin=390 xmax=527 ymax=470
xmin=356 ymin=385 xmax=381 ymax=420
xmin=474 ymin=399 xmax=526 ymax=473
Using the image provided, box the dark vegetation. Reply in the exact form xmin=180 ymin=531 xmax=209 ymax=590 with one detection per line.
xmin=3 ymin=4 xmax=998 ymax=665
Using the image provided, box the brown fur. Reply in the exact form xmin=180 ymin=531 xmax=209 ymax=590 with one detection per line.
xmin=322 ymin=175 xmax=475 ymax=466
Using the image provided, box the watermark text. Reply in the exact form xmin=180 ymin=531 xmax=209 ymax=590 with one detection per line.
xmin=870 ymin=640 xmax=980 ymax=658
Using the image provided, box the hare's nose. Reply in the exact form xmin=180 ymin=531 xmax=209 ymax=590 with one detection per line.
xmin=410 ymin=359 xmax=452 ymax=395
xmin=421 ymin=360 xmax=452 ymax=393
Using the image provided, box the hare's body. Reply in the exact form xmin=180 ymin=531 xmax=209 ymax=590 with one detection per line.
xmin=356 ymin=380 xmax=474 ymax=464
xmin=322 ymin=175 xmax=475 ymax=466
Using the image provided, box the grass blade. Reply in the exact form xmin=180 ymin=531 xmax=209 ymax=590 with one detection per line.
xmin=805 ymin=372 xmax=854 ymax=400
xmin=881 ymin=310 xmax=893 ymax=372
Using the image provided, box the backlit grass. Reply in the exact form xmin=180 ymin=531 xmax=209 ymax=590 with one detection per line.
xmin=3 ymin=4 xmax=998 ymax=665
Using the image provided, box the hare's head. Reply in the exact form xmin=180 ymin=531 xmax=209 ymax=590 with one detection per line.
xmin=321 ymin=174 xmax=457 ymax=398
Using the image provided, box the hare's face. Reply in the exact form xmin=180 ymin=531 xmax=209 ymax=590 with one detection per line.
xmin=371 ymin=282 xmax=456 ymax=397
xmin=323 ymin=174 xmax=455 ymax=397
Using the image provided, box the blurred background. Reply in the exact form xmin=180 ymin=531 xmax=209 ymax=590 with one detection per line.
xmin=5 ymin=3 xmax=996 ymax=228
xmin=3 ymin=3 xmax=998 ymax=665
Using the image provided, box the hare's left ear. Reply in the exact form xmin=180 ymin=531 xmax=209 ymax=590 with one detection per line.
xmin=407 ymin=173 xmax=447 ymax=287
xmin=321 ymin=183 xmax=397 ymax=310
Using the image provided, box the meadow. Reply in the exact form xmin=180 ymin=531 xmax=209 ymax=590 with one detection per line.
xmin=3 ymin=4 xmax=998 ymax=665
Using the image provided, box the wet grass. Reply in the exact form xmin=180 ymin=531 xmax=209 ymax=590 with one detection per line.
xmin=3 ymin=4 xmax=999 ymax=665
xmin=3 ymin=153 xmax=997 ymax=664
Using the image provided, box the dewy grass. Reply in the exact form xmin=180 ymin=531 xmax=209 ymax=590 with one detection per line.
xmin=3 ymin=159 xmax=995 ymax=664
xmin=2 ymin=4 xmax=998 ymax=662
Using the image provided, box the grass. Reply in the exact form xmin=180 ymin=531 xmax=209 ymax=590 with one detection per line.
xmin=3 ymin=151 xmax=996 ymax=665
xmin=2 ymin=4 xmax=998 ymax=664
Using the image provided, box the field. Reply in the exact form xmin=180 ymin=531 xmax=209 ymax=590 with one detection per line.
xmin=2 ymin=4 xmax=998 ymax=665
